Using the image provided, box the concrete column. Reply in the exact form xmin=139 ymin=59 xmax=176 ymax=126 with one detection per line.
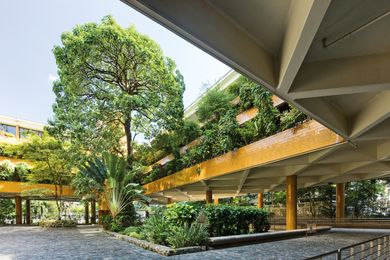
xmin=257 ymin=192 xmax=264 ymax=208
xmin=25 ymin=199 xmax=31 ymax=225
xmin=91 ymin=199 xmax=96 ymax=224
xmin=98 ymin=197 xmax=110 ymax=225
xmin=336 ymin=183 xmax=345 ymax=219
xmin=15 ymin=125 xmax=20 ymax=140
xmin=286 ymin=175 xmax=297 ymax=230
xmin=85 ymin=202 xmax=90 ymax=225
xmin=213 ymin=197 xmax=219 ymax=205
xmin=206 ymin=190 xmax=213 ymax=204
xmin=15 ymin=196 xmax=22 ymax=225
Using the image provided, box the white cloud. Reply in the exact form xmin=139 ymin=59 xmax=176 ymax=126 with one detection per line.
xmin=48 ymin=74 xmax=58 ymax=83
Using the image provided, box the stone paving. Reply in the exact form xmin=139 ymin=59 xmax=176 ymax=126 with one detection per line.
xmin=0 ymin=226 xmax=388 ymax=259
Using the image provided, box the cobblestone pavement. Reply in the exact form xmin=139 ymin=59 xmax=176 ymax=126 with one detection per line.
xmin=0 ymin=226 xmax=388 ymax=259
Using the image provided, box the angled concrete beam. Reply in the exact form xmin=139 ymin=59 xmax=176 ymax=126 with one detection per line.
xmin=277 ymin=0 xmax=331 ymax=93
xmin=296 ymin=98 xmax=348 ymax=137
xmin=378 ymin=140 xmax=390 ymax=160
xmin=200 ymin=180 xmax=209 ymax=190
xmin=174 ymin=188 xmax=192 ymax=200
xmin=290 ymin=52 xmax=390 ymax=99
xmin=350 ymin=91 xmax=390 ymax=138
xmin=235 ymin=170 xmax=250 ymax=195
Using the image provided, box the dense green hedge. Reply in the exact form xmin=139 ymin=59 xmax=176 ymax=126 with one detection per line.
xmin=164 ymin=203 xmax=200 ymax=226
xmin=113 ymin=203 xmax=270 ymax=248
xmin=160 ymin=203 xmax=270 ymax=237
xmin=203 ymin=205 xmax=270 ymax=236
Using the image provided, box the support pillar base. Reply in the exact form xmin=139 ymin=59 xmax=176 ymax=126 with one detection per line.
xmin=98 ymin=210 xmax=110 ymax=225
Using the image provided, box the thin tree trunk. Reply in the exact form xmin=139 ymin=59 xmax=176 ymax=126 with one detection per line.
xmin=124 ymin=116 xmax=133 ymax=168
xmin=54 ymin=183 xmax=61 ymax=220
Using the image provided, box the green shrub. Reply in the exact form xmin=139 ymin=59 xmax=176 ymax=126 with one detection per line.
xmin=167 ymin=223 xmax=208 ymax=248
xmin=141 ymin=215 xmax=170 ymax=245
xmin=203 ymin=205 xmax=269 ymax=236
xmin=128 ymin=231 xmax=142 ymax=239
xmin=110 ymin=217 xmax=125 ymax=232
xmin=39 ymin=219 xmax=77 ymax=228
xmin=164 ymin=203 xmax=200 ymax=226
xmin=120 ymin=226 xmax=143 ymax=239
xmin=100 ymin=215 xmax=112 ymax=230
xmin=196 ymin=89 xmax=234 ymax=124
xmin=280 ymin=106 xmax=308 ymax=130
xmin=121 ymin=226 xmax=140 ymax=235
xmin=0 ymin=198 xmax=14 ymax=224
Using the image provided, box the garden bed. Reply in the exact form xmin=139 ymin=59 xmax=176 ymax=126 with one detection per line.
xmin=102 ymin=229 xmax=206 ymax=256
xmin=103 ymin=227 xmax=332 ymax=255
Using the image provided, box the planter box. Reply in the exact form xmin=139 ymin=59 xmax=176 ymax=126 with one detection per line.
xmin=102 ymin=230 xmax=206 ymax=256
xmin=104 ymin=227 xmax=331 ymax=255
xmin=209 ymin=226 xmax=331 ymax=248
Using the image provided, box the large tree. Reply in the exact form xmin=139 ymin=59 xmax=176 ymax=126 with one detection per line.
xmin=50 ymin=16 xmax=185 ymax=166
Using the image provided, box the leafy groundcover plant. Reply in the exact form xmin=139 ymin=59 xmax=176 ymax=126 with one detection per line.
xmin=39 ymin=219 xmax=77 ymax=228
xmin=115 ymin=202 xmax=269 ymax=249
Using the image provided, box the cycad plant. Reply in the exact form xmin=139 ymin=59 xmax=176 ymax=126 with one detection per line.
xmin=78 ymin=153 xmax=150 ymax=219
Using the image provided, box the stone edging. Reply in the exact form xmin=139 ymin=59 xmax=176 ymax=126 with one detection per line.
xmin=102 ymin=229 xmax=206 ymax=256
xmin=209 ymin=226 xmax=332 ymax=246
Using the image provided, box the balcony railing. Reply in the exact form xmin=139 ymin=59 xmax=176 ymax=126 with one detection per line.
xmin=307 ymin=233 xmax=390 ymax=260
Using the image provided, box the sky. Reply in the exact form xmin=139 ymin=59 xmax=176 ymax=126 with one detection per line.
xmin=0 ymin=0 xmax=230 ymax=124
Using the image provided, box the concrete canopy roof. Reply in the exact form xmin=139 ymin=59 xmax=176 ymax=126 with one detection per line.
xmin=122 ymin=0 xmax=390 ymax=141
xmin=121 ymin=0 xmax=390 ymax=202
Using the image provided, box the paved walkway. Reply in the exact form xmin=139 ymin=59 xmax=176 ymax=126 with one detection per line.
xmin=0 ymin=226 xmax=388 ymax=259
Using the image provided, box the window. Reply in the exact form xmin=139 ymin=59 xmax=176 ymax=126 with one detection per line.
xmin=0 ymin=124 xmax=16 ymax=137
xmin=19 ymin=128 xmax=42 ymax=139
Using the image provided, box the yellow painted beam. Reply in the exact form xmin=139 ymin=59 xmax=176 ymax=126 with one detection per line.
xmin=0 ymin=181 xmax=75 ymax=197
xmin=143 ymin=120 xmax=344 ymax=194
xmin=236 ymin=107 xmax=258 ymax=125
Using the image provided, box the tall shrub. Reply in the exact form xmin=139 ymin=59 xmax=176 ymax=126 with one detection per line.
xmin=203 ymin=205 xmax=269 ymax=236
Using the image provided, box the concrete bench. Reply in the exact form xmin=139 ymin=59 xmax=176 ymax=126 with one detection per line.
xmin=208 ymin=226 xmax=331 ymax=248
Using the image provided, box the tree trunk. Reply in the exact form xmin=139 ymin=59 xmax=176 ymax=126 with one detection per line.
xmin=124 ymin=117 xmax=133 ymax=168
xmin=54 ymin=183 xmax=61 ymax=220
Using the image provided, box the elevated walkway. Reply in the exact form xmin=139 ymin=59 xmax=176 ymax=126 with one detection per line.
xmin=0 ymin=180 xmax=76 ymax=200
xmin=144 ymin=119 xmax=390 ymax=202
xmin=0 ymin=181 xmax=77 ymax=225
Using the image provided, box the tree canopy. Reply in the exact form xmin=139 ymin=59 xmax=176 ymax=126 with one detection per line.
xmin=49 ymin=16 xmax=185 ymax=166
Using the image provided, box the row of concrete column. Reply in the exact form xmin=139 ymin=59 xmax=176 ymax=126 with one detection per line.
xmin=13 ymin=196 xmax=97 ymax=225
xmin=14 ymin=196 xmax=26 ymax=225
xmin=190 ymin=176 xmax=346 ymax=230
xmin=84 ymin=200 xmax=97 ymax=224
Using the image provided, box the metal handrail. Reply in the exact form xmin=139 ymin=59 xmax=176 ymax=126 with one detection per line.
xmin=269 ymin=217 xmax=390 ymax=227
xmin=306 ymin=233 xmax=390 ymax=259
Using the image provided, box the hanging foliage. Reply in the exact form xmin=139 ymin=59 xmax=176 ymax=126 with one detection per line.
xmin=142 ymin=76 xmax=308 ymax=183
